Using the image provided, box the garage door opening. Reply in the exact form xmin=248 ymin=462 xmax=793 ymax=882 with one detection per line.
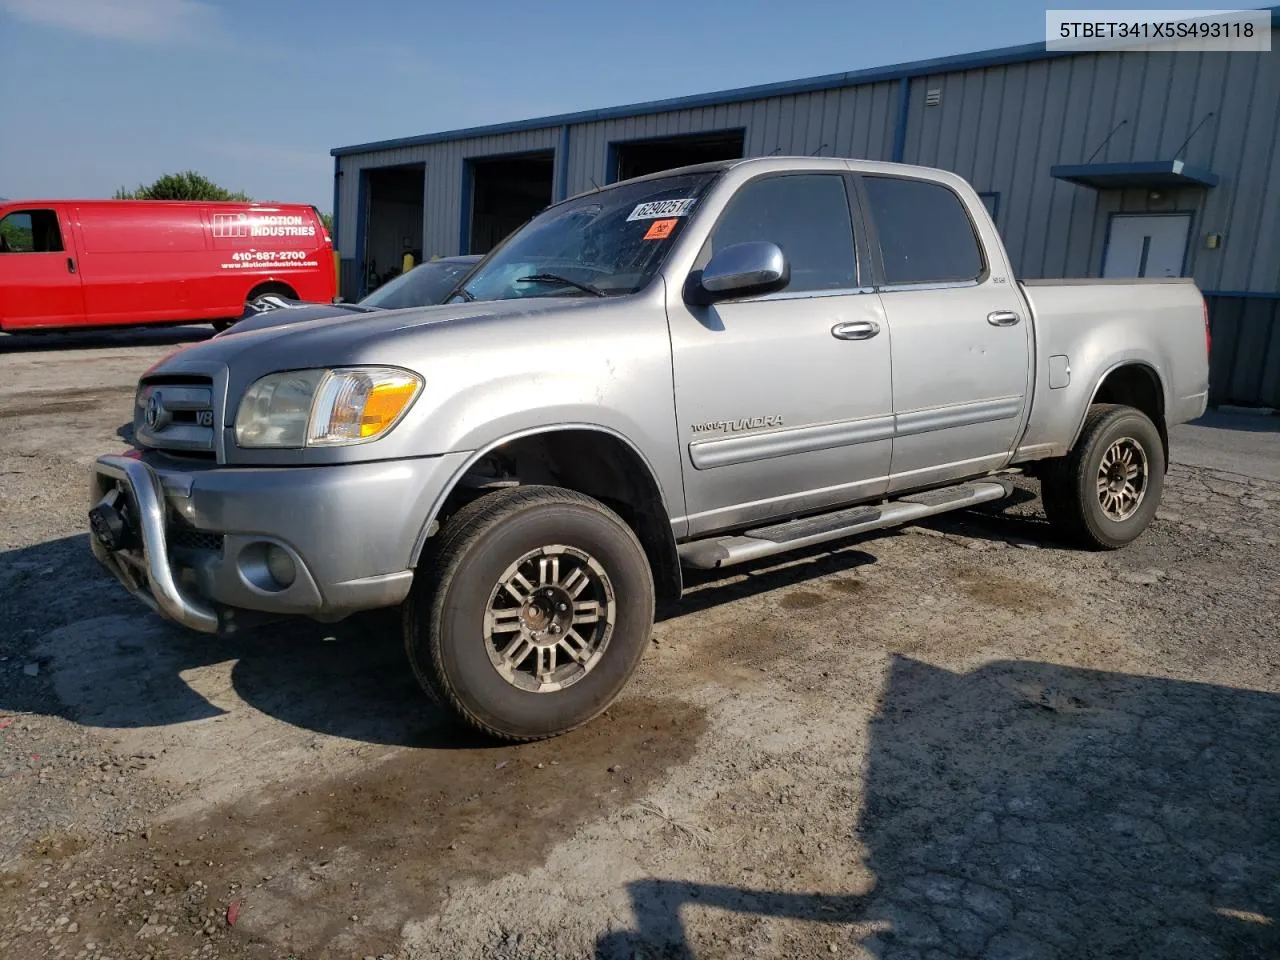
xmin=611 ymin=130 xmax=745 ymax=183
xmin=467 ymin=152 xmax=554 ymax=254
xmin=363 ymin=163 xmax=425 ymax=294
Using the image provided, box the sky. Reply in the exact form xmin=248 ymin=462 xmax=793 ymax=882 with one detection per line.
xmin=0 ymin=0 xmax=1235 ymax=211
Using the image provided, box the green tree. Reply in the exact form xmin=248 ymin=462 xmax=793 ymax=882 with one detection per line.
xmin=0 ymin=216 xmax=33 ymax=251
xmin=319 ymin=211 xmax=334 ymax=234
xmin=115 ymin=171 xmax=250 ymax=202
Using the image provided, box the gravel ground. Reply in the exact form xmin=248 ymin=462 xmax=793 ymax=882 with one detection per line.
xmin=1 ymin=328 xmax=1278 ymax=960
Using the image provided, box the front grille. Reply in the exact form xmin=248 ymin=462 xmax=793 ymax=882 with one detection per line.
xmin=167 ymin=516 xmax=224 ymax=553
xmin=135 ymin=377 xmax=217 ymax=456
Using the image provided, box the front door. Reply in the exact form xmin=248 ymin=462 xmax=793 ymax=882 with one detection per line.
xmin=668 ymin=172 xmax=894 ymax=535
xmin=1103 ymin=214 xmax=1190 ymax=278
xmin=0 ymin=207 xmax=85 ymax=330
xmin=859 ymin=174 xmax=1032 ymax=491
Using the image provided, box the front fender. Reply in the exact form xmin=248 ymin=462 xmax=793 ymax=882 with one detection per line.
xmin=409 ymin=420 xmax=675 ymax=566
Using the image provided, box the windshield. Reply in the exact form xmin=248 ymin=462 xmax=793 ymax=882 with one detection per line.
xmin=360 ymin=260 xmax=476 ymax=309
xmin=459 ymin=170 xmax=719 ymax=301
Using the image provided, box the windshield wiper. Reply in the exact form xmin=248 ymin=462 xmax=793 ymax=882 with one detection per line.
xmin=516 ymin=273 xmax=606 ymax=297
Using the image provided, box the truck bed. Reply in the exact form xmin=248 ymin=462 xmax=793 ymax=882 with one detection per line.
xmin=1015 ymin=277 xmax=1209 ymax=459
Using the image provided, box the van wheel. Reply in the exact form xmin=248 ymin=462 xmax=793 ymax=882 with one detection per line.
xmin=246 ymin=282 xmax=297 ymax=304
xmin=403 ymin=485 xmax=655 ymax=742
xmin=1041 ymin=403 xmax=1164 ymax=550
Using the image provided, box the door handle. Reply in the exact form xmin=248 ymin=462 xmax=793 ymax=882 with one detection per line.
xmin=987 ymin=310 xmax=1019 ymax=326
xmin=831 ymin=320 xmax=881 ymax=340
xmin=66 ymin=257 xmax=76 ymax=274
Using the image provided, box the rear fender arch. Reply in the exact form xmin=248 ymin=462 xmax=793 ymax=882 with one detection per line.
xmin=1070 ymin=359 xmax=1169 ymax=465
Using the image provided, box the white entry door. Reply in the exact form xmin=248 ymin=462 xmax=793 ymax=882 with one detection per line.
xmin=1103 ymin=214 xmax=1190 ymax=278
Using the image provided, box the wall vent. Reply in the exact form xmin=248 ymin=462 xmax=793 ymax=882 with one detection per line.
xmin=925 ymin=88 xmax=942 ymax=107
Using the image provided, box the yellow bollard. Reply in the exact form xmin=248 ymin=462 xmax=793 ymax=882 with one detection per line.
xmin=402 ymin=252 xmax=415 ymax=275
xmin=333 ymin=250 xmax=342 ymax=301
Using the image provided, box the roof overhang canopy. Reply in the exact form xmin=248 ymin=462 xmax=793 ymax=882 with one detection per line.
xmin=1050 ymin=160 xmax=1218 ymax=190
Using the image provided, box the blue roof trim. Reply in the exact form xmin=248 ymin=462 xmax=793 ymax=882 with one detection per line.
xmin=1051 ymin=160 xmax=1219 ymax=189
xmin=1203 ymin=290 xmax=1280 ymax=300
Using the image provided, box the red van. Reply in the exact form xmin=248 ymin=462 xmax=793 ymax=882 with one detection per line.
xmin=0 ymin=200 xmax=336 ymax=333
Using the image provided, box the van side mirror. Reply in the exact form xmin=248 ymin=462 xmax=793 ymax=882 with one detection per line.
xmin=686 ymin=241 xmax=789 ymax=305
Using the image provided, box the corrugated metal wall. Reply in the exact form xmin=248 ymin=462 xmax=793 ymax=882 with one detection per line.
xmin=335 ymin=128 xmax=559 ymax=261
xmin=904 ymin=48 xmax=1280 ymax=291
xmin=1207 ymin=295 xmax=1280 ymax=408
xmin=337 ymin=47 xmax=1277 ymax=291
xmin=334 ymin=37 xmax=1278 ymax=404
xmin=335 ymin=83 xmax=900 ymax=261
xmin=562 ymin=83 xmax=900 ymax=194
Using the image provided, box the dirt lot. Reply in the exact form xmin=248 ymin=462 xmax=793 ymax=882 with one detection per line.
xmin=2 ymin=328 xmax=1279 ymax=960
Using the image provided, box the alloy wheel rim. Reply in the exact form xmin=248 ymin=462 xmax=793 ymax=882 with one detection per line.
xmin=1096 ymin=437 xmax=1148 ymax=522
xmin=483 ymin=545 xmax=616 ymax=693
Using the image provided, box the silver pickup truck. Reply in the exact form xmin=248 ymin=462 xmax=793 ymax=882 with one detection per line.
xmin=89 ymin=157 xmax=1210 ymax=740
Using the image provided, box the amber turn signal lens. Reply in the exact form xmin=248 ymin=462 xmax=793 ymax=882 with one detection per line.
xmin=360 ymin=381 xmax=419 ymax=437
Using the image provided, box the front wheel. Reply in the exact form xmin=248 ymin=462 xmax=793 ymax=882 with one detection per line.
xmin=1041 ymin=403 xmax=1165 ymax=550
xmin=403 ymin=485 xmax=655 ymax=741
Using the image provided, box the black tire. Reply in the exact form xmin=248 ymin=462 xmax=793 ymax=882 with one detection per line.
xmin=215 ymin=283 xmax=298 ymax=333
xmin=1041 ymin=403 xmax=1164 ymax=550
xmin=403 ymin=485 xmax=655 ymax=741
xmin=247 ymin=282 xmax=297 ymax=303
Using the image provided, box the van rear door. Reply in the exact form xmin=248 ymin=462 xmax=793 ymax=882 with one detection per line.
xmin=0 ymin=204 xmax=86 ymax=331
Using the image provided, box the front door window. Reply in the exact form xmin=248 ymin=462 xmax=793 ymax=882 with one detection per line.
xmin=0 ymin=210 xmax=64 ymax=254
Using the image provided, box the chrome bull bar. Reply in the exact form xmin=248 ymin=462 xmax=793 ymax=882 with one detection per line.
xmin=89 ymin=455 xmax=219 ymax=634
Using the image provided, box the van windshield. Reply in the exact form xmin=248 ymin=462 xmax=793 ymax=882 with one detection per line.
xmin=458 ymin=170 xmax=719 ymax=301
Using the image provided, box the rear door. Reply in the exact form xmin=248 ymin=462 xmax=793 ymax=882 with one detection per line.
xmin=76 ymin=204 xmax=200 ymax=324
xmin=669 ymin=171 xmax=894 ymax=535
xmin=0 ymin=205 xmax=86 ymax=330
xmin=858 ymin=174 xmax=1031 ymax=491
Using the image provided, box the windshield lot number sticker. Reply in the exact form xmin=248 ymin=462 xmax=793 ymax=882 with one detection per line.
xmin=627 ymin=198 xmax=696 ymax=221
xmin=643 ymin=218 xmax=678 ymax=240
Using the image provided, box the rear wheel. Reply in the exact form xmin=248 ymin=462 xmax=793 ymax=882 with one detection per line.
xmin=403 ymin=485 xmax=655 ymax=741
xmin=214 ymin=282 xmax=299 ymax=332
xmin=1041 ymin=403 xmax=1164 ymax=550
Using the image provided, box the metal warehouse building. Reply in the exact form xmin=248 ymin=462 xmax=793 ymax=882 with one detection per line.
xmin=332 ymin=11 xmax=1280 ymax=407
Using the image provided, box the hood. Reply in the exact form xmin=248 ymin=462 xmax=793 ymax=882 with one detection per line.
xmin=220 ymin=301 xmax=371 ymax=336
xmin=144 ymin=295 xmax=604 ymax=383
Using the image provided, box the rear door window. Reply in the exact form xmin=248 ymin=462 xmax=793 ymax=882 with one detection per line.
xmin=861 ymin=176 xmax=984 ymax=284
xmin=702 ymin=174 xmax=857 ymax=292
xmin=0 ymin=210 xmax=63 ymax=253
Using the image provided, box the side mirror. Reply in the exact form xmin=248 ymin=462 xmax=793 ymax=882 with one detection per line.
xmin=687 ymin=241 xmax=789 ymax=305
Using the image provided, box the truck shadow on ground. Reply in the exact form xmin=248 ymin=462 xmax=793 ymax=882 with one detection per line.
xmin=1 ymin=488 xmax=1064 ymax=748
xmin=2 ymin=533 xmax=875 ymax=747
xmin=919 ymin=483 xmax=1062 ymax=547
xmin=0 ymin=325 xmax=210 ymax=353
xmin=0 ymin=534 xmax=482 ymax=748
xmin=597 ymin=655 xmax=1280 ymax=959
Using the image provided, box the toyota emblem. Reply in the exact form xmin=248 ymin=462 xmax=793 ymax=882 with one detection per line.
xmin=145 ymin=391 xmax=165 ymax=430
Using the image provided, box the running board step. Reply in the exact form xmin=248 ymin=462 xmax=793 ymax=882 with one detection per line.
xmin=677 ymin=480 xmax=1012 ymax=570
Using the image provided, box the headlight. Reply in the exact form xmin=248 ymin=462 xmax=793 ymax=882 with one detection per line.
xmin=234 ymin=367 xmax=422 ymax=448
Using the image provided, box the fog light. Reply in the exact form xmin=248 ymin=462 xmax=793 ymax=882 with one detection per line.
xmin=265 ymin=544 xmax=296 ymax=588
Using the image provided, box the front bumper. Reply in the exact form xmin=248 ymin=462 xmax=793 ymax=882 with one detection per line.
xmin=89 ymin=451 xmax=468 ymax=633
xmin=91 ymin=456 xmax=220 ymax=632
